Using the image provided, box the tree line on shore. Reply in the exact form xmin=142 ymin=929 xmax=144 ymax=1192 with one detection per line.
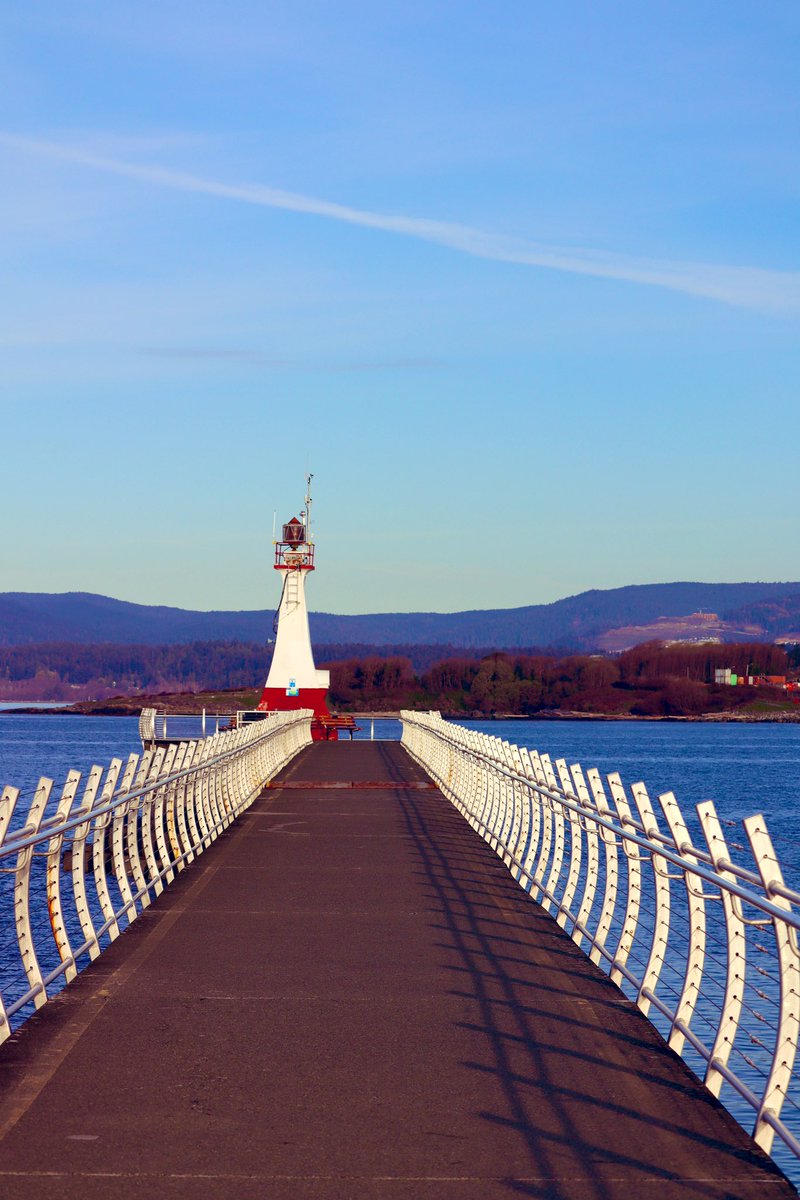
xmin=326 ymin=642 xmax=795 ymax=716
xmin=0 ymin=639 xmax=797 ymax=715
xmin=0 ymin=640 xmax=495 ymax=701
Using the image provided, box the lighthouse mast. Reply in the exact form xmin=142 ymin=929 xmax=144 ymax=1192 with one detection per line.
xmin=257 ymin=476 xmax=332 ymax=739
xmin=302 ymin=473 xmax=312 ymax=545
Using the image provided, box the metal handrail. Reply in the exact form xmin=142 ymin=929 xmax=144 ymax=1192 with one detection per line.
xmin=0 ymin=709 xmax=313 ymax=1038
xmin=1 ymin=725 xmax=288 ymax=859
xmin=400 ymin=709 xmax=800 ymax=1166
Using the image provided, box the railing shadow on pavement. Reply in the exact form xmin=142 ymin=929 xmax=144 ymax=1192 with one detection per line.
xmin=401 ymin=709 xmax=800 ymax=1190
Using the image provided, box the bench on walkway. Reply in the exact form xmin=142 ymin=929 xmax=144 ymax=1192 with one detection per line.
xmin=316 ymin=713 xmax=361 ymax=739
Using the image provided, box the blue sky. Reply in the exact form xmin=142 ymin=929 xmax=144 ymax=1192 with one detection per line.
xmin=1 ymin=1 xmax=798 ymax=615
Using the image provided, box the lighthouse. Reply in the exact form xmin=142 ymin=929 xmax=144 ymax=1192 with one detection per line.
xmin=257 ymin=476 xmax=332 ymax=739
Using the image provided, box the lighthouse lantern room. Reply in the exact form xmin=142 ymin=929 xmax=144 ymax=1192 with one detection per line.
xmin=257 ymin=476 xmax=333 ymax=739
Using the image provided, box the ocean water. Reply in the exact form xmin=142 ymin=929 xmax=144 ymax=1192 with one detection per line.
xmin=0 ymin=713 xmax=143 ymax=802
xmin=2 ymin=712 xmax=798 ymax=873
xmin=454 ymin=718 xmax=800 ymax=890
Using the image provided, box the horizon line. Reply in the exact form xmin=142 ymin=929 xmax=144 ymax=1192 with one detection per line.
xmin=1 ymin=579 xmax=798 ymax=620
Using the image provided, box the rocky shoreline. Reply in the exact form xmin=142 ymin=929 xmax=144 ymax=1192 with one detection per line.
xmin=3 ymin=700 xmax=799 ymax=724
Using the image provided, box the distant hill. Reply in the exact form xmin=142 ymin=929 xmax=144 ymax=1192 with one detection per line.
xmin=0 ymin=592 xmax=272 ymax=646
xmin=310 ymin=583 xmax=800 ymax=649
xmin=596 ymin=594 xmax=800 ymax=652
xmin=724 ymin=593 xmax=800 ymax=640
xmin=2 ymin=582 xmax=800 ymax=650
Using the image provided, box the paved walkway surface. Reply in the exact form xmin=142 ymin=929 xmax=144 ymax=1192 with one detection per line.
xmin=0 ymin=741 xmax=795 ymax=1199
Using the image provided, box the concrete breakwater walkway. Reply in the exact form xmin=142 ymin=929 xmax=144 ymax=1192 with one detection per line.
xmin=0 ymin=742 xmax=794 ymax=1198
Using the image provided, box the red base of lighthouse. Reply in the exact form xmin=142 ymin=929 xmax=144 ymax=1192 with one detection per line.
xmin=257 ymin=687 xmax=334 ymax=740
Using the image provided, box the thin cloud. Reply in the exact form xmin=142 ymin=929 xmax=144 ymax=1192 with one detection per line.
xmin=2 ymin=131 xmax=799 ymax=314
xmin=139 ymin=346 xmax=445 ymax=371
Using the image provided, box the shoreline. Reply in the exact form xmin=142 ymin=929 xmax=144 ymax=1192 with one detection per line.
xmin=2 ymin=704 xmax=798 ymax=724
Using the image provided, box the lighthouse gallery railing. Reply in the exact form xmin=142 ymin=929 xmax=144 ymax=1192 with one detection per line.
xmin=0 ymin=709 xmax=313 ymax=1038
xmin=401 ymin=710 xmax=800 ymax=1164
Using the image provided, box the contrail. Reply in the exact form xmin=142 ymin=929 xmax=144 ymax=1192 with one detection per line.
xmin=2 ymin=131 xmax=798 ymax=313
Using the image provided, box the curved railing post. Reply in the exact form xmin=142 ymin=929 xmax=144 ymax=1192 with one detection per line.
xmin=529 ymin=751 xmax=554 ymax=909
xmin=555 ymin=759 xmax=583 ymax=931
xmin=0 ymin=786 xmax=19 ymax=1040
xmin=111 ymin=754 xmax=140 ymax=928
xmin=744 ymin=814 xmax=800 ymax=1153
xmin=539 ymin=755 xmax=566 ymax=914
xmin=165 ymin=742 xmax=188 ymax=868
xmin=46 ymin=770 xmax=81 ymax=983
xmin=658 ymin=789 xmax=707 ymax=1056
xmin=91 ymin=759 xmax=123 ymax=944
xmin=140 ymin=749 xmax=167 ymax=897
xmin=630 ymin=782 xmax=671 ymax=1017
xmin=126 ymin=751 xmax=153 ymax=911
xmin=568 ymin=763 xmax=600 ymax=953
xmin=586 ymin=768 xmax=619 ymax=967
xmin=14 ymin=778 xmax=53 ymax=1010
xmin=71 ymin=766 xmax=104 ymax=961
xmin=519 ymin=749 xmax=542 ymax=889
xmin=607 ymin=774 xmax=642 ymax=987
xmin=697 ymin=801 xmax=746 ymax=1099
xmin=176 ymin=742 xmax=201 ymax=865
xmin=152 ymin=744 xmax=178 ymax=886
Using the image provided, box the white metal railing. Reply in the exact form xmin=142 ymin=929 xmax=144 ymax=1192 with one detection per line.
xmin=137 ymin=708 xmax=270 ymax=746
xmin=0 ymin=709 xmax=312 ymax=1039
xmin=401 ymin=710 xmax=800 ymax=1165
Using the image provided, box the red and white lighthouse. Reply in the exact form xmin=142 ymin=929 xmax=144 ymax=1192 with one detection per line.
xmin=257 ymin=476 xmax=332 ymax=739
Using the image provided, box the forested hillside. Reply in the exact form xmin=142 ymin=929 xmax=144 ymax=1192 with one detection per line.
xmin=61 ymin=642 xmax=800 ymax=719
xmin=3 ymin=582 xmax=800 ymax=650
xmin=0 ymin=641 xmax=498 ymax=701
xmin=325 ymin=642 xmax=794 ymax=717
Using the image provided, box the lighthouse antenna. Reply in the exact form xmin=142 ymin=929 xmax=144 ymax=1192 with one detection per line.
xmin=304 ymin=473 xmax=314 ymax=544
xmin=271 ymin=510 xmax=276 ymax=543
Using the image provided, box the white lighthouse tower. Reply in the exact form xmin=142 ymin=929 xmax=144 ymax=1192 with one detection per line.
xmin=257 ymin=476 xmax=332 ymax=738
